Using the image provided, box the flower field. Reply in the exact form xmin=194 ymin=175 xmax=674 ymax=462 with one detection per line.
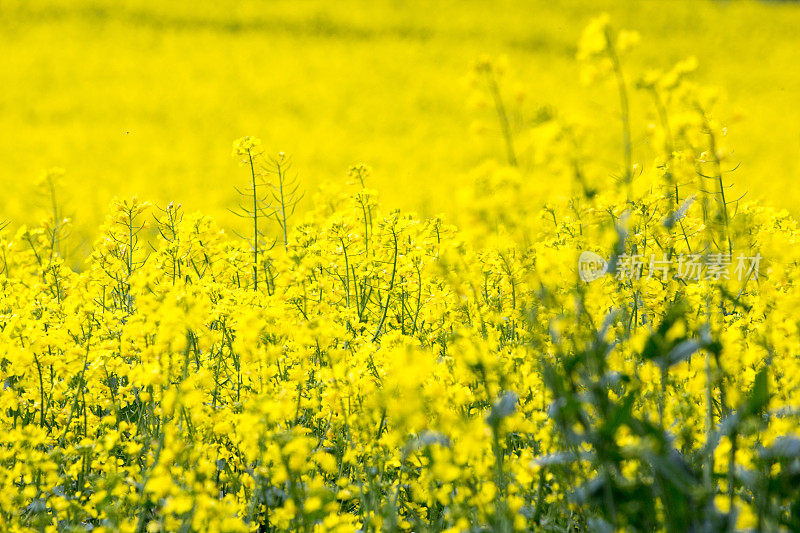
xmin=2 ymin=2 xmax=800 ymax=532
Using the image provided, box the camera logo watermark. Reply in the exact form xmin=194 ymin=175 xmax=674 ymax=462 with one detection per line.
xmin=578 ymin=252 xmax=762 ymax=283
xmin=578 ymin=251 xmax=609 ymax=282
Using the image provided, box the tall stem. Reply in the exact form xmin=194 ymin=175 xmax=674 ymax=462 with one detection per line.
xmin=485 ymin=68 xmax=517 ymax=167
xmin=248 ymin=150 xmax=259 ymax=290
xmin=277 ymin=162 xmax=288 ymax=251
xmin=606 ymin=34 xmax=633 ymax=198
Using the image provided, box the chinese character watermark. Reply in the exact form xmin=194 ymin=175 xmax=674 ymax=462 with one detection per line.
xmin=578 ymin=252 xmax=762 ymax=282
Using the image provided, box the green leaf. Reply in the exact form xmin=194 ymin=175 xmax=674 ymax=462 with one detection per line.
xmin=745 ymin=366 xmax=769 ymax=416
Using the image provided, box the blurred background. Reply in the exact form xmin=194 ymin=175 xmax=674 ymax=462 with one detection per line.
xmin=1 ymin=0 xmax=799 ymax=252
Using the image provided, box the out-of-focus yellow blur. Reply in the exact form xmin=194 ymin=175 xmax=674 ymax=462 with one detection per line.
xmin=2 ymin=0 xmax=798 ymax=247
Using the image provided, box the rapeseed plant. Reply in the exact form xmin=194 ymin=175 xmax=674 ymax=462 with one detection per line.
xmin=1 ymin=14 xmax=799 ymax=533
